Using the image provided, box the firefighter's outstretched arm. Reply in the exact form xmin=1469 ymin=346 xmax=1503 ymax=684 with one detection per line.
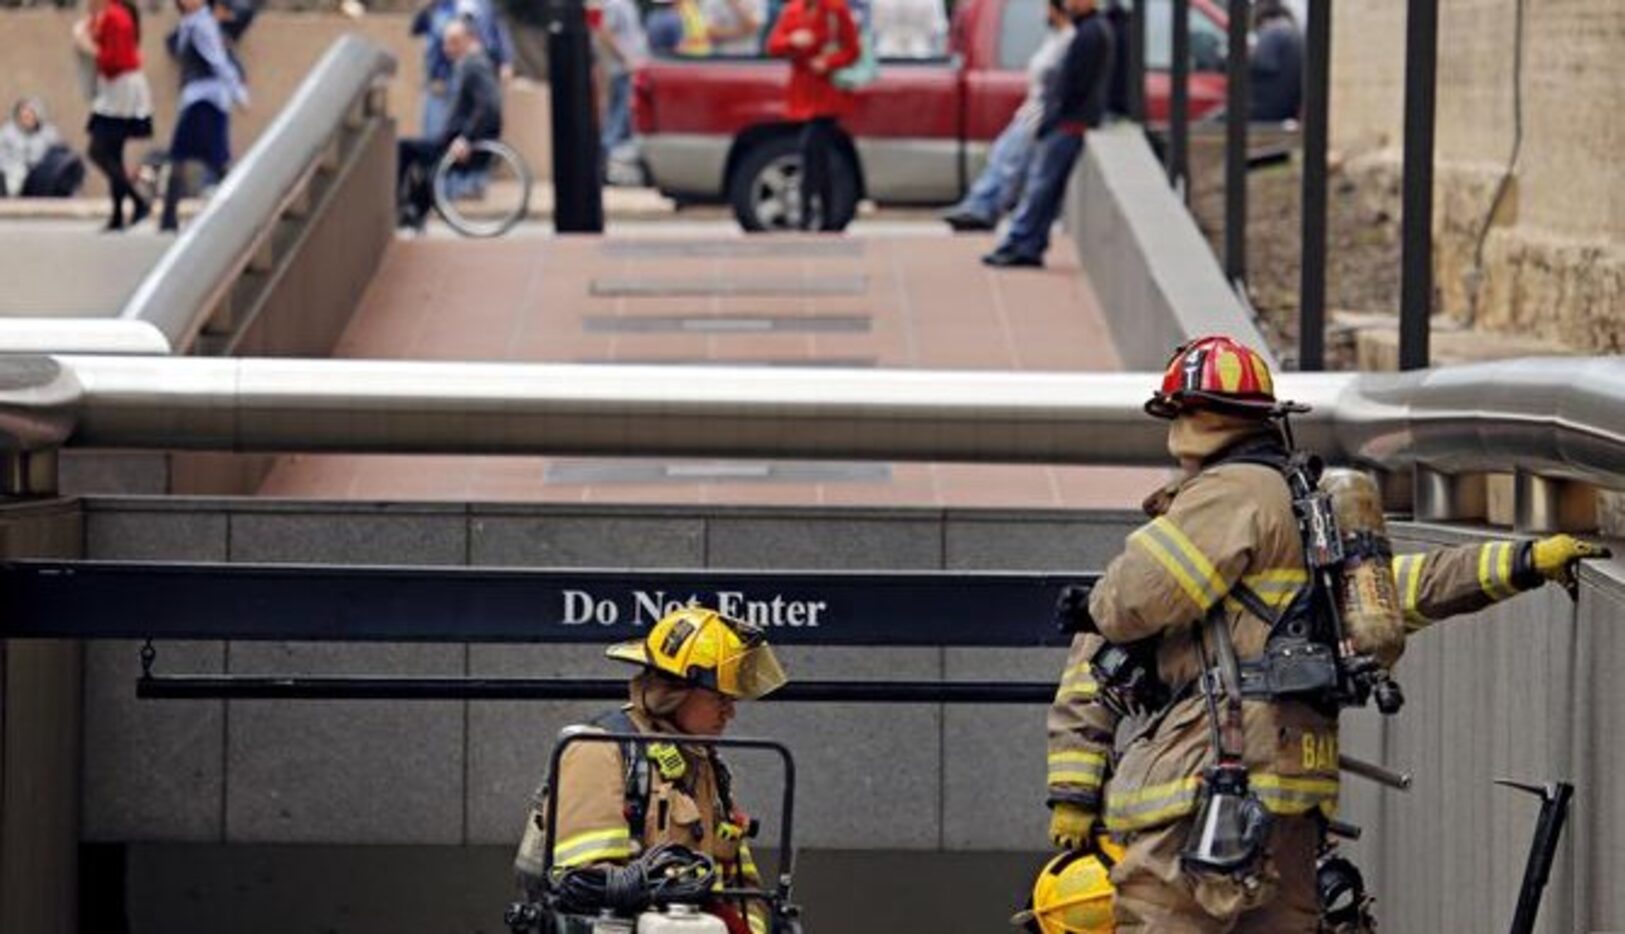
xmin=1088 ymin=469 xmax=1262 ymax=644
xmin=1045 ymin=631 xmax=1118 ymax=849
xmin=1392 ymin=534 xmax=1613 ymax=631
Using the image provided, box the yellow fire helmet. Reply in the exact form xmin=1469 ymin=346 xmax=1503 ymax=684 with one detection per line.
xmin=605 ymin=606 xmax=789 ymax=700
xmin=1014 ymin=838 xmax=1125 ymax=934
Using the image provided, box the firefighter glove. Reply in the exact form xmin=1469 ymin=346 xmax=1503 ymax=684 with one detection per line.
xmin=1048 ymin=802 xmax=1096 ymax=851
xmin=1531 ymin=535 xmax=1612 ymax=582
xmin=1054 ymin=585 xmax=1098 ymax=636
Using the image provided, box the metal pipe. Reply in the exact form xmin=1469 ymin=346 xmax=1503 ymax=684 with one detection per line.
xmin=1168 ymin=0 xmax=1191 ymax=192
xmin=118 ymin=36 xmax=396 ymax=351
xmin=1224 ymin=0 xmax=1250 ymax=286
xmin=1339 ymin=753 xmax=1412 ymax=792
xmin=136 ymin=676 xmax=1060 ymax=703
xmin=1399 ymin=0 xmax=1439 ymax=370
xmin=0 ymin=355 xmax=1620 ymax=490
xmin=1297 ymin=0 xmax=1331 ymax=371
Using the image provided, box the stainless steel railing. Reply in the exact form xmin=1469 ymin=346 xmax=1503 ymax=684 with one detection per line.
xmin=0 ymin=36 xmax=396 ymax=356
xmin=0 ymin=355 xmax=1619 ymax=515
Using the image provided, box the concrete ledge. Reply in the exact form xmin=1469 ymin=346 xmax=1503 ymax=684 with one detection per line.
xmin=1065 ymin=123 xmax=1273 ymax=368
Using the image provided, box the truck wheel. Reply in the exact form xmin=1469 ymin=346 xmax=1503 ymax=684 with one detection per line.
xmin=729 ymin=135 xmax=858 ymax=233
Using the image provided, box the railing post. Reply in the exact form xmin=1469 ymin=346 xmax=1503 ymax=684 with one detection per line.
xmin=1514 ymin=471 xmax=1599 ymax=534
xmin=1414 ymin=467 xmax=1487 ymax=523
xmin=546 ymin=0 xmax=604 ymax=233
xmin=1129 ymin=0 xmax=1147 ymax=123
xmin=1298 ymin=0 xmax=1331 ymax=371
xmin=1399 ymin=0 xmax=1438 ymax=370
xmin=1168 ymin=0 xmax=1191 ymax=194
xmin=1224 ymin=0 xmax=1250 ymax=288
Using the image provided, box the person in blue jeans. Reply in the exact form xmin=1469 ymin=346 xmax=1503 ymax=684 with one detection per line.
xmin=983 ymin=0 xmax=1112 ymax=268
xmin=942 ymin=0 xmax=1072 ymax=232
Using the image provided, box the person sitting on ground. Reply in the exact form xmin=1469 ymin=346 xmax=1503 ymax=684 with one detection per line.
xmin=0 ymin=97 xmax=78 ymax=198
xmin=395 ymin=16 xmax=503 ymax=230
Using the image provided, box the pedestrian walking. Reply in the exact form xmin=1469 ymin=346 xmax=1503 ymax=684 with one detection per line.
xmin=766 ymin=0 xmax=860 ymax=231
xmin=941 ymin=0 xmax=1071 ymax=232
xmin=72 ymin=0 xmax=154 ymax=229
xmin=982 ymin=0 xmax=1111 ymax=267
xmin=159 ymin=0 xmax=248 ymax=233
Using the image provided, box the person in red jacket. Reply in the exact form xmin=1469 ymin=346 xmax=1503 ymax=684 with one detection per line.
xmin=73 ymin=0 xmax=155 ymax=230
xmin=766 ymin=0 xmax=858 ymax=231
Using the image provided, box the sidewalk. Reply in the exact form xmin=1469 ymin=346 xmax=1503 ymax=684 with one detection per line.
xmin=260 ymin=229 xmax=1167 ymax=509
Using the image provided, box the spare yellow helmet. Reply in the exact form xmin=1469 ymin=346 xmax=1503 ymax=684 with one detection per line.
xmin=1016 ymin=838 xmax=1124 ymax=934
xmin=605 ymin=606 xmax=788 ymax=700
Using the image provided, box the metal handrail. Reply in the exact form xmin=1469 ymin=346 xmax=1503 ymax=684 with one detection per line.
xmin=0 ymin=355 xmax=1620 ymax=491
xmin=116 ymin=35 xmax=395 ymax=352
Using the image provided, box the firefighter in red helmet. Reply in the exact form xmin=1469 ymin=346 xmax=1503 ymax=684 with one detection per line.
xmin=1043 ymin=335 xmax=1610 ymax=931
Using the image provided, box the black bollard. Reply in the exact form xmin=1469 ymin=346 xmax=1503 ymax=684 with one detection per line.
xmin=546 ymin=0 xmax=604 ymax=233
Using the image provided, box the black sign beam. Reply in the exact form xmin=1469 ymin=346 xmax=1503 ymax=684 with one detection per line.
xmin=0 ymin=561 xmax=1093 ymax=648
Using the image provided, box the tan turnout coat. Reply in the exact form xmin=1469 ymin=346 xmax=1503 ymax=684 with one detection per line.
xmin=515 ymin=703 xmax=769 ymax=934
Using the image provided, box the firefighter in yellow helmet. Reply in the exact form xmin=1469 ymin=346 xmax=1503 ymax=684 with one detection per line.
xmin=1042 ymin=335 xmax=1611 ymax=932
xmin=514 ymin=606 xmax=788 ymax=934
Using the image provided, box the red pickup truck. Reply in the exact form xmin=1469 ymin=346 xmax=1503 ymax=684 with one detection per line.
xmin=632 ymin=0 xmax=1229 ymax=230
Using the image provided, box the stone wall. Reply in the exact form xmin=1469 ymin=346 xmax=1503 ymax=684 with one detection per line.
xmin=1329 ymin=0 xmax=1624 ymax=352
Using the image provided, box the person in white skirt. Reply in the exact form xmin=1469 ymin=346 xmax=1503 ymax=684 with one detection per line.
xmin=74 ymin=0 xmax=155 ymax=230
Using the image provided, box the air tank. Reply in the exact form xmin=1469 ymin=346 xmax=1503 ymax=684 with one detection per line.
xmin=1319 ymin=468 xmax=1407 ymax=667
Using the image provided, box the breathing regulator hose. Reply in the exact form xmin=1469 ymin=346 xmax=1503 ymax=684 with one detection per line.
xmin=552 ymin=843 xmax=720 ymax=916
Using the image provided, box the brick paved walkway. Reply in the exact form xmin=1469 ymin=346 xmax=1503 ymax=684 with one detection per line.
xmin=260 ymin=229 xmax=1166 ymax=508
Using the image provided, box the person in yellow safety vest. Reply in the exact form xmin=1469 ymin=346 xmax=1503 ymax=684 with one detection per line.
xmin=1042 ymin=335 xmax=1611 ymax=932
xmin=514 ymin=607 xmax=788 ymax=934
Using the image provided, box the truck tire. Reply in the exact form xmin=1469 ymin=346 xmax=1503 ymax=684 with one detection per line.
xmin=728 ymin=134 xmax=858 ymax=233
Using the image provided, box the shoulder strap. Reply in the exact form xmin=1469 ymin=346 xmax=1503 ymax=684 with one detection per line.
xmin=590 ymin=708 xmax=650 ymax=836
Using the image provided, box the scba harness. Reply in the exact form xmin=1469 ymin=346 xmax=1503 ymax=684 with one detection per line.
xmin=1086 ymin=437 xmax=1406 ymax=719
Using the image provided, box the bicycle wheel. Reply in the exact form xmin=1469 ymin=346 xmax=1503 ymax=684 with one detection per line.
xmin=431 ymin=140 xmax=533 ymax=238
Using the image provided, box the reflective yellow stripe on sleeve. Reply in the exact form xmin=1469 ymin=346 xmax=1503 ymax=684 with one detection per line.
xmin=1047 ymin=749 xmax=1107 ymax=788
xmin=1103 ymin=776 xmax=1202 ymax=832
xmin=1392 ymin=553 xmax=1430 ymax=628
xmin=1130 ymin=517 xmax=1227 ymax=611
xmin=1478 ymin=542 xmax=1518 ymax=601
xmin=1056 ymin=664 xmax=1100 ymax=701
xmin=739 ymin=844 xmax=759 ymax=879
xmin=747 ymin=913 xmax=769 ymax=934
xmin=553 ymin=826 xmax=634 ymax=868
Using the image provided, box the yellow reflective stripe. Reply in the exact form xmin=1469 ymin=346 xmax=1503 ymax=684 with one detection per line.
xmin=740 ymin=844 xmax=759 ymax=879
xmin=1393 ymin=554 xmax=1430 ymax=628
xmin=1103 ymin=777 xmax=1202 ymax=832
xmin=553 ymin=827 xmax=634 ymax=867
xmin=747 ymin=914 xmax=769 ymax=934
xmin=1252 ymin=773 xmax=1340 ymax=815
xmin=1056 ymin=679 xmax=1100 ymax=701
xmin=1131 ymin=517 xmax=1226 ymax=610
xmin=1241 ymin=568 xmax=1309 ymax=608
xmin=1478 ymin=542 xmax=1519 ymax=601
xmin=1047 ymin=749 xmax=1107 ymax=786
